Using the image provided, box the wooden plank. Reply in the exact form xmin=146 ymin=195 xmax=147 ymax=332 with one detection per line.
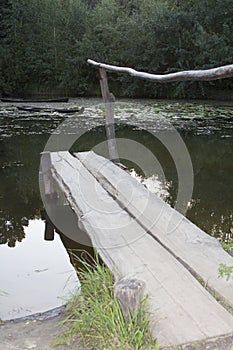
xmin=75 ymin=151 xmax=233 ymax=310
xmin=49 ymin=151 xmax=233 ymax=348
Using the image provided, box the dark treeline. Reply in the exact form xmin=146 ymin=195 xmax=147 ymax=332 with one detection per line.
xmin=0 ymin=0 xmax=233 ymax=99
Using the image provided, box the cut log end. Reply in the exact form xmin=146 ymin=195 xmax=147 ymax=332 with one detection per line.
xmin=114 ymin=278 xmax=146 ymax=322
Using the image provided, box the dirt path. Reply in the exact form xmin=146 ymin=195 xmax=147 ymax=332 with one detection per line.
xmin=1 ymin=313 xmax=233 ymax=350
xmin=0 ymin=314 xmax=85 ymax=350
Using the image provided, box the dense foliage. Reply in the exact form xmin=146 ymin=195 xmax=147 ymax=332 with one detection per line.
xmin=0 ymin=0 xmax=233 ymax=98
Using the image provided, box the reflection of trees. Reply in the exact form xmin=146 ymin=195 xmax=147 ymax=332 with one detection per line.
xmin=0 ymin=212 xmax=26 ymax=247
xmin=185 ymin=132 xmax=233 ymax=239
xmin=1 ymin=119 xmax=232 ymax=248
xmin=0 ymin=134 xmax=47 ymax=247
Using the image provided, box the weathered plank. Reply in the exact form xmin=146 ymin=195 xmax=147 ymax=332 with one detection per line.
xmin=75 ymin=151 xmax=233 ymax=311
xmin=48 ymin=151 xmax=233 ymax=348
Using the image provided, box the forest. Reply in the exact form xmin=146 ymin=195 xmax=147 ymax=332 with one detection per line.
xmin=0 ymin=0 xmax=233 ymax=99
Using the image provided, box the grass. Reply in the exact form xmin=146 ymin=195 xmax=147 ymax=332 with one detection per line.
xmin=218 ymin=263 xmax=233 ymax=281
xmin=54 ymin=253 xmax=158 ymax=350
xmin=221 ymin=242 xmax=233 ymax=253
xmin=218 ymin=241 xmax=233 ymax=283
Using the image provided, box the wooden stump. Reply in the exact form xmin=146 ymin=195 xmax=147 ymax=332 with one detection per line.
xmin=114 ymin=278 xmax=145 ymax=322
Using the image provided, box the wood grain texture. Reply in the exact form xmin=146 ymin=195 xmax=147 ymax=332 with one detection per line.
xmin=114 ymin=278 xmax=145 ymax=322
xmin=76 ymin=151 xmax=233 ymax=310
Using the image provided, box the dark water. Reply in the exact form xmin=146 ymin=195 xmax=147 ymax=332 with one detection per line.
xmin=0 ymin=98 xmax=233 ymax=319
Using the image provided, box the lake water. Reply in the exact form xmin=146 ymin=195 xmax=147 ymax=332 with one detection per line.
xmin=0 ymin=98 xmax=233 ymax=320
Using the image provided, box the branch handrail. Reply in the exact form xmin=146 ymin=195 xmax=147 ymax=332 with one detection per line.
xmin=87 ymin=59 xmax=233 ymax=82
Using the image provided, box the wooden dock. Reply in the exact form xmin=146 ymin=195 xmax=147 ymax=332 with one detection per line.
xmin=40 ymin=150 xmax=233 ymax=349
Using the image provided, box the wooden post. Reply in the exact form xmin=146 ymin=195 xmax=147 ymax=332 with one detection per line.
xmin=41 ymin=208 xmax=55 ymax=241
xmin=40 ymin=152 xmax=57 ymax=200
xmin=44 ymin=216 xmax=55 ymax=241
xmin=114 ymin=278 xmax=145 ymax=322
xmin=40 ymin=152 xmax=57 ymax=240
xmin=98 ymin=68 xmax=119 ymax=162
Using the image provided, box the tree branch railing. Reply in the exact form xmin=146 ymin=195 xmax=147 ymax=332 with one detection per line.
xmin=87 ymin=59 xmax=233 ymax=83
xmin=87 ymin=59 xmax=233 ymax=160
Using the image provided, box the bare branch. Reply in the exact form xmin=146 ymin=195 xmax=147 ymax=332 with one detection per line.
xmin=87 ymin=59 xmax=233 ymax=83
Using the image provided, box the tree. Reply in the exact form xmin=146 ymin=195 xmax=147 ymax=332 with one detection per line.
xmin=0 ymin=0 xmax=233 ymax=98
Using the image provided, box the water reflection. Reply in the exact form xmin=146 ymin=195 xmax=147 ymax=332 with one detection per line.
xmin=183 ymin=132 xmax=233 ymax=241
xmin=0 ymin=219 xmax=79 ymax=321
xmin=0 ymin=134 xmax=47 ymax=247
xmin=0 ymin=98 xmax=233 ymax=318
xmin=0 ymin=98 xmax=233 ymax=243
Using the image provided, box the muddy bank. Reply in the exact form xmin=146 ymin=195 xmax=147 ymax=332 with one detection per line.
xmin=0 ymin=313 xmax=87 ymax=350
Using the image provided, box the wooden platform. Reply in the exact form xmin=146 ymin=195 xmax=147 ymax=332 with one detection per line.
xmin=41 ymin=151 xmax=233 ymax=349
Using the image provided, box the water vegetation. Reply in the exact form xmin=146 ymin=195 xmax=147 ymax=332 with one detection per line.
xmin=54 ymin=254 xmax=158 ymax=350
xmin=151 ymin=101 xmax=233 ymax=119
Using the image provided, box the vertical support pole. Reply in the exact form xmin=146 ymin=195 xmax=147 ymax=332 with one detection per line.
xmin=40 ymin=152 xmax=57 ymax=241
xmin=41 ymin=208 xmax=55 ymax=241
xmin=40 ymin=152 xmax=57 ymax=200
xmin=98 ymin=68 xmax=119 ymax=162
xmin=44 ymin=212 xmax=55 ymax=241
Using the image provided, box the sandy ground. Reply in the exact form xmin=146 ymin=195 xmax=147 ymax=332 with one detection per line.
xmin=0 ymin=313 xmax=86 ymax=350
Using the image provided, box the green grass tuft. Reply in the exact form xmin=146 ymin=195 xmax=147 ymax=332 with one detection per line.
xmin=54 ymin=253 xmax=159 ymax=350
xmin=222 ymin=242 xmax=233 ymax=253
xmin=218 ymin=263 xmax=233 ymax=281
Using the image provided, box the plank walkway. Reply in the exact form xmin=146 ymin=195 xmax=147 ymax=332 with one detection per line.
xmin=41 ymin=151 xmax=233 ymax=349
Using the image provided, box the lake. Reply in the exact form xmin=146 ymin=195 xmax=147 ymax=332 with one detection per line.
xmin=0 ymin=98 xmax=233 ymax=320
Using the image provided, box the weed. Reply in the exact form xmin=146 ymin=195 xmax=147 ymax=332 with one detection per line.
xmin=218 ymin=263 xmax=233 ymax=281
xmin=222 ymin=242 xmax=233 ymax=252
xmin=54 ymin=254 xmax=159 ymax=350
